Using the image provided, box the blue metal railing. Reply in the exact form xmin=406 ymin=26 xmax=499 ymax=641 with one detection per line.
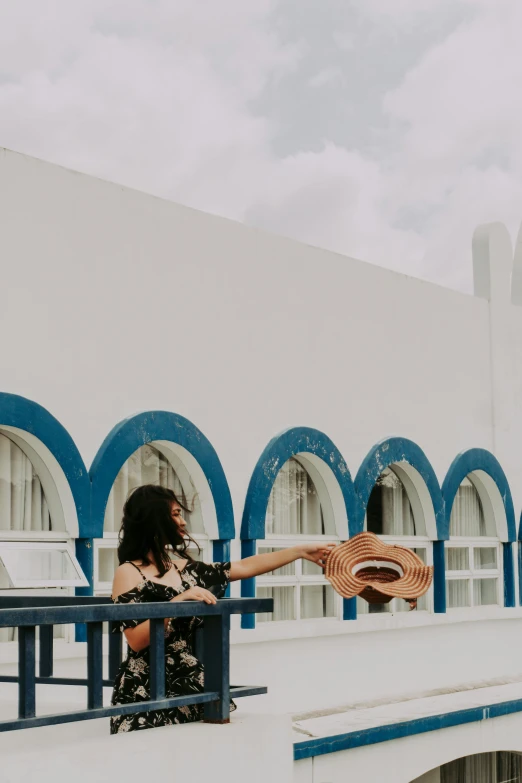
xmin=0 ymin=595 xmax=272 ymax=732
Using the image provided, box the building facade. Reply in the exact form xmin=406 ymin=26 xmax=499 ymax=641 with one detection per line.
xmin=1 ymin=147 xmax=522 ymax=781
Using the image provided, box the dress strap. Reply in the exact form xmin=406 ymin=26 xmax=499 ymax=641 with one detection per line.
xmin=125 ymin=561 xmax=147 ymax=580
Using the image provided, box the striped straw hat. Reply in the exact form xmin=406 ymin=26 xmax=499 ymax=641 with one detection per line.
xmin=324 ymin=531 xmax=433 ymax=609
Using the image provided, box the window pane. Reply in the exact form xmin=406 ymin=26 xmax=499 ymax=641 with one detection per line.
xmin=0 ymin=546 xmax=85 ymax=586
xmin=474 ymin=547 xmax=497 ymax=570
xmin=393 ymin=592 xmax=428 ymax=612
xmin=98 ymin=548 xmax=119 ymax=584
xmin=265 ymin=458 xmax=325 ymax=536
xmin=0 ymin=434 xmax=55 ymax=532
xmin=257 ymin=586 xmax=295 ymax=622
xmin=445 ymin=547 xmax=469 ymax=571
xmin=165 ymin=544 xmax=204 ymax=564
xmin=450 ymin=476 xmax=486 ymax=536
xmin=104 ymin=443 xmax=202 ymax=534
xmin=258 ymin=547 xmax=295 ymax=576
xmin=184 ymin=546 xmax=203 ymax=563
xmin=356 ymin=596 xmax=390 ymax=614
xmin=302 ymin=558 xmax=324 ymax=576
xmin=447 ymin=579 xmax=471 ymax=608
xmin=300 ymin=585 xmax=336 ymax=619
xmin=366 ymin=468 xmax=416 ymax=536
xmin=473 ymin=578 xmax=498 ymax=606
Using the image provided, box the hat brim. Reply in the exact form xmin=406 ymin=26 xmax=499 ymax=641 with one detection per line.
xmin=325 ymin=531 xmax=433 ymax=601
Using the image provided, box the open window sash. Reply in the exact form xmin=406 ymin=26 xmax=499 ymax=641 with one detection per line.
xmin=0 ymin=541 xmax=88 ymax=589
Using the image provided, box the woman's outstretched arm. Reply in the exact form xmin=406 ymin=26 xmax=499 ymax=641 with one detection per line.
xmin=229 ymin=542 xmax=335 ymax=581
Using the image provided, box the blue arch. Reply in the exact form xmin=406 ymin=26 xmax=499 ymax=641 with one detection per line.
xmin=354 ymin=437 xmax=444 ymax=538
xmin=89 ymin=410 xmax=234 ymax=540
xmin=240 ymin=426 xmax=357 ymax=541
xmin=0 ymin=392 xmax=91 ymax=536
xmin=442 ymin=448 xmax=516 ymax=542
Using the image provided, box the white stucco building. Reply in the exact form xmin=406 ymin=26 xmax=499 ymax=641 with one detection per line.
xmin=0 ymin=146 xmax=522 ymax=782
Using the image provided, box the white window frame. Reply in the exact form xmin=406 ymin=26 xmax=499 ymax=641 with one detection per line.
xmin=93 ymin=534 xmax=119 ymax=596
xmin=356 ymin=535 xmax=434 ymax=615
xmin=256 ymin=534 xmax=342 ymax=624
xmin=0 ymin=541 xmax=88 ymax=589
xmin=445 ymin=537 xmax=503 ymax=609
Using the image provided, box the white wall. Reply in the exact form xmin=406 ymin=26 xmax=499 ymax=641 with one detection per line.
xmin=231 ymin=614 xmax=522 ymax=716
xmin=0 ymin=146 xmax=511 ymax=510
xmin=0 ymin=710 xmax=293 ymax=783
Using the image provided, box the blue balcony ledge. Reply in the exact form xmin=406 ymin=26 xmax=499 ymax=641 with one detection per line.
xmin=293 ymin=678 xmax=522 ymax=760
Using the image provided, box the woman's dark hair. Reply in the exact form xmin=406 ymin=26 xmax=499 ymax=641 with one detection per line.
xmin=117 ymin=484 xmax=199 ymax=577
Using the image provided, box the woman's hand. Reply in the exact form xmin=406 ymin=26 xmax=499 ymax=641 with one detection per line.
xmin=171 ymin=586 xmax=217 ymax=604
xmin=298 ymin=543 xmax=337 ymax=568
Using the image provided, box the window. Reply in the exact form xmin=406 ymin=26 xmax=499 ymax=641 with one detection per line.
xmin=445 ymin=476 xmax=502 ymax=609
xmin=0 ymin=433 xmax=83 ymax=642
xmin=0 ymin=433 xmax=64 ymax=532
xmin=256 ymin=457 xmax=339 ymax=623
xmin=358 ymin=467 xmax=432 ymax=615
xmin=0 ymin=542 xmax=87 ymax=588
xmin=94 ymin=443 xmax=209 ymax=595
xmin=437 ymin=750 xmax=522 ymax=782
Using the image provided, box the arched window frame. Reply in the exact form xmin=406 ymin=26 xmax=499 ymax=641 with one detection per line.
xmin=442 ymin=449 xmax=516 ymax=611
xmin=255 ymin=454 xmax=344 ymax=624
xmin=445 ymin=474 xmax=503 ymax=609
xmin=240 ymin=427 xmax=357 ymax=629
xmin=90 ymin=411 xmax=234 ymax=597
xmin=0 ymin=394 xmax=90 ymax=644
xmin=354 ymin=438 xmax=444 ymax=618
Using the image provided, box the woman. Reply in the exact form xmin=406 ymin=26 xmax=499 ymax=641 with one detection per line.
xmin=110 ymin=484 xmax=334 ymax=734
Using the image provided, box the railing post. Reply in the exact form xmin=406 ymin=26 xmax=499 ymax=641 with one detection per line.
xmin=18 ymin=626 xmax=36 ymax=719
xmin=87 ymin=622 xmax=103 ymax=709
xmin=39 ymin=625 xmax=54 ymax=678
xmin=203 ymin=610 xmax=230 ymax=724
xmin=149 ymin=618 xmax=165 ymax=700
xmin=108 ymin=622 xmax=123 ymax=681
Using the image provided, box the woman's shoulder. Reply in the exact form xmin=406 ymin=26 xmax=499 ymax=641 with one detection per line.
xmin=112 ymin=562 xmax=146 ymax=601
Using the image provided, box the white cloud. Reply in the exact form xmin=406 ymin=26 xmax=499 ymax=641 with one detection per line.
xmin=1 ymin=0 xmax=522 ymax=293
xmin=308 ymin=67 xmax=342 ymax=88
xmin=379 ymin=0 xmax=522 ymax=287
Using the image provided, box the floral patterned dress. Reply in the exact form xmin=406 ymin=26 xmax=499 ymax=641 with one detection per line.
xmin=110 ymin=559 xmax=232 ymax=734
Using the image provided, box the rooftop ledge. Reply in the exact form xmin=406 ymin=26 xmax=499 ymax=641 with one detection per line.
xmin=293 ymin=677 xmax=522 ymax=760
xmin=232 ymin=605 xmax=522 ymax=645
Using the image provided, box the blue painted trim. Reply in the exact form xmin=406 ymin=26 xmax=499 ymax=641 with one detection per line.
xmin=519 ymin=544 xmax=522 ymax=607
xmin=343 ymin=597 xmax=356 ymax=621
xmin=240 ymin=427 xmax=357 ymax=541
xmin=433 ymin=541 xmax=446 ymax=613
xmin=75 ymin=538 xmax=95 ymax=641
xmin=503 ymin=542 xmax=516 ymax=607
xmin=354 ymin=437 xmax=444 ymax=537
xmin=0 ymin=393 xmax=91 ymax=537
xmin=240 ymin=540 xmax=256 ymax=629
xmin=293 ymin=696 xmax=522 ymax=760
xmin=212 ymin=540 xmax=231 ymax=563
xmin=442 ymin=448 xmax=516 ymax=542
xmin=213 ymin=540 xmax=231 ymax=597
xmin=90 ymin=411 xmax=234 ymax=541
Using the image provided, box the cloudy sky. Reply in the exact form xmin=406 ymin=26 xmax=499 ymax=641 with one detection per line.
xmin=1 ymin=0 xmax=521 ymax=292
